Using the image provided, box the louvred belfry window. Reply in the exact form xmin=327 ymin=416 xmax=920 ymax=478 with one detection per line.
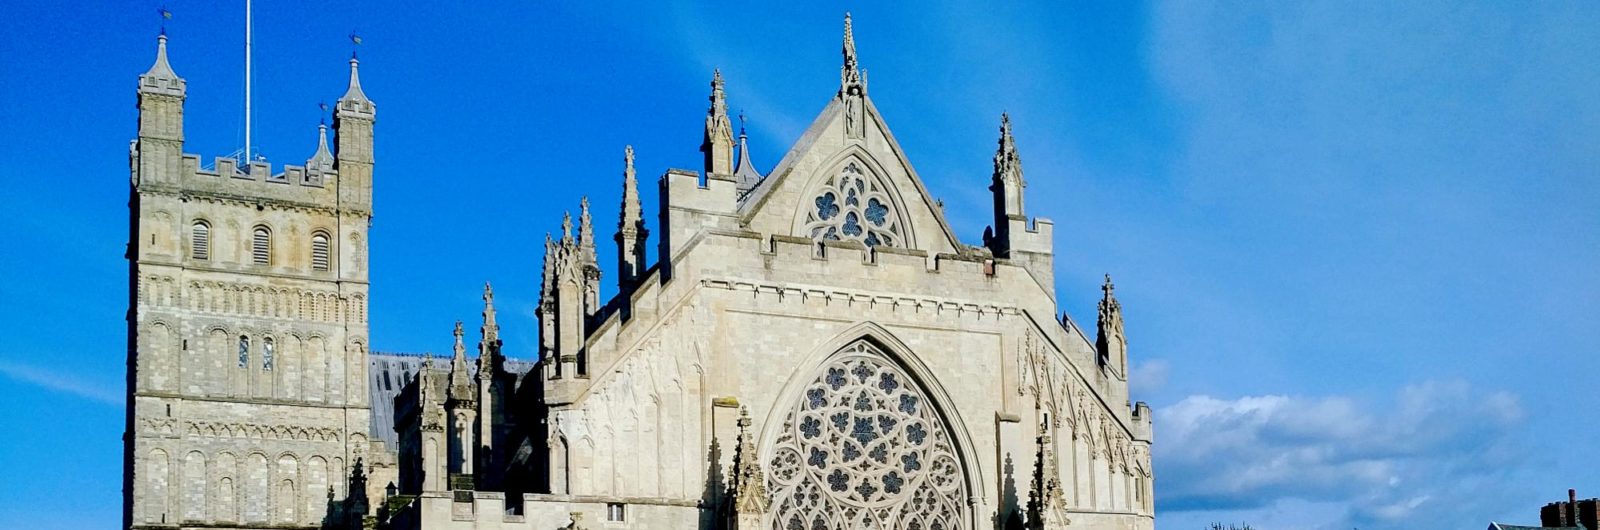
xmin=191 ymin=221 xmax=210 ymax=260
xmin=251 ymin=226 xmax=271 ymax=265
xmin=311 ymin=233 xmax=331 ymax=272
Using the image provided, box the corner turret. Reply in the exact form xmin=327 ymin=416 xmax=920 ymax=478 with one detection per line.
xmin=983 ymin=113 xmax=1056 ymax=296
xmin=135 ymin=34 xmax=186 ymax=188
xmin=334 ymin=56 xmax=375 ymax=213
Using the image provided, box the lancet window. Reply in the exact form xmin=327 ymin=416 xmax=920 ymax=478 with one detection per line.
xmin=767 ymin=340 xmax=969 ymax=529
xmin=804 ymin=162 xmax=902 ymax=248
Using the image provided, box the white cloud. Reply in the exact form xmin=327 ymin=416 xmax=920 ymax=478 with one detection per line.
xmin=0 ymin=358 xmax=123 ymax=406
xmin=1155 ymin=381 xmax=1525 ymax=529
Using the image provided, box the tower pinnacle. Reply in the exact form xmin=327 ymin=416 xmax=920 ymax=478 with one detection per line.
xmin=308 ymin=123 xmax=334 ymax=170
xmin=617 ymin=145 xmax=649 ymax=288
xmin=702 ymin=69 xmax=735 ymax=175
xmin=140 ymin=34 xmax=185 ymax=96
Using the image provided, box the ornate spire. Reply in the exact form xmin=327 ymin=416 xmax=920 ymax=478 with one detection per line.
xmin=449 ymin=320 xmax=473 ymax=398
xmin=733 ymin=113 xmax=766 ymax=194
xmin=479 ymin=282 xmax=500 ymax=377
xmin=1096 ymin=274 xmax=1127 ymax=373
xmin=617 ymin=146 xmax=649 ymax=288
xmin=308 ymin=123 xmax=334 ymax=170
xmin=988 ymin=113 xmax=1027 ymax=256
xmin=620 ymin=146 xmax=640 ymax=223
xmin=703 ymin=69 xmax=736 ymax=175
xmin=840 ymin=12 xmax=865 ymax=96
xmin=481 ymin=282 xmax=498 ymax=344
xmin=995 ymin=113 xmax=1024 ymax=187
xmin=728 ymin=406 xmax=769 ymax=516
xmin=1025 ymin=419 xmax=1067 ymax=529
xmin=140 ymin=34 xmax=185 ymax=95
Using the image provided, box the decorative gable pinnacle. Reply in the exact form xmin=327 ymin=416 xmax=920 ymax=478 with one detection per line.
xmin=994 ymin=112 xmax=1024 ymax=187
xmin=840 ymin=12 xmax=865 ymax=96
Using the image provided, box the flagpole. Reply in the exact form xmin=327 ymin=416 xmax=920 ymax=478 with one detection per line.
xmin=244 ymin=0 xmax=253 ymax=162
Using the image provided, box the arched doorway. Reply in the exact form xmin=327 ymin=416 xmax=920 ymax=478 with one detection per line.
xmin=765 ymin=339 xmax=971 ymax=529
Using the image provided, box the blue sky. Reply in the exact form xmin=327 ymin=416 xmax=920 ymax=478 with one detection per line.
xmin=1 ymin=2 xmax=1596 ymax=529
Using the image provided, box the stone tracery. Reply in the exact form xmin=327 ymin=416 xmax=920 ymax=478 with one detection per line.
xmin=804 ymin=162 xmax=903 ymax=248
xmin=767 ymin=340 xmax=968 ymax=530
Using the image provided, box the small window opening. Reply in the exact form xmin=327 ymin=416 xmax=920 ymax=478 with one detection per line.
xmin=251 ymin=226 xmax=271 ymax=265
xmin=262 ymin=338 xmax=275 ymax=370
xmin=311 ymin=232 xmax=331 ymax=272
xmin=606 ymin=503 xmax=625 ymax=522
xmin=238 ymin=335 xmax=250 ymax=368
xmin=191 ymin=222 xmax=210 ymax=261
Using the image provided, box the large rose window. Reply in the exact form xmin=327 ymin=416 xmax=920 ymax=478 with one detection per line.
xmin=803 ymin=163 xmax=902 ymax=248
xmin=767 ymin=341 xmax=969 ymax=530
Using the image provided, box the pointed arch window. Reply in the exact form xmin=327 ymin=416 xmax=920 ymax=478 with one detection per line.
xmin=767 ymin=340 xmax=969 ymax=529
xmin=804 ymin=162 xmax=902 ymax=248
xmin=251 ymin=226 xmax=271 ymax=266
xmin=310 ymin=232 xmax=331 ymax=272
xmin=191 ymin=221 xmax=210 ymax=261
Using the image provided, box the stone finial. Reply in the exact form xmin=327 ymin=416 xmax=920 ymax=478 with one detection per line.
xmin=840 ymin=12 xmax=865 ymax=95
xmin=1096 ymin=273 xmax=1126 ymax=373
xmin=481 ymin=282 xmax=498 ymax=341
xmin=140 ymin=34 xmax=186 ymax=95
xmin=452 ymin=320 xmax=466 ymax=357
xmin=561 ymin=211 xmax=573 ymax=243
xmin=578 ymin=197 xmax=595 ymax=250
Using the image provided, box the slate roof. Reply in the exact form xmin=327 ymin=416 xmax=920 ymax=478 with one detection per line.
xmin=366 ymin=352 xmax=535 ymax=450
xmin=1487 ymin=523 xmax=1584 ymax=530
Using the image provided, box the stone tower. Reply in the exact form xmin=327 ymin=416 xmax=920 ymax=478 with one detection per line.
xmin=124 ymin=34 xmax=375 ymax=529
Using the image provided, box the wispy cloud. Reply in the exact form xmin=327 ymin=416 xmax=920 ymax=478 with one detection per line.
xmin=1156 ymin=380 xmax=1525 ymax=529
xmin=0 ymin=358 xmax=123 ymax=406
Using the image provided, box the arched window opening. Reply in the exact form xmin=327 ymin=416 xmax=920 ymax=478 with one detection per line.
xmin=262 ymin=338 xmax=274 ymax=371
xmin=310 ymin=232 xmax=331 ymax=272
xmin=238 ymin=336 xmax=250 ymax=368
xmin=251 ymin=226 xmax=271 ymax=265
xmin=191 ymin=221 xmax=210 ymax=261
xmin=767 ymin=340 xmax=970 ymax=529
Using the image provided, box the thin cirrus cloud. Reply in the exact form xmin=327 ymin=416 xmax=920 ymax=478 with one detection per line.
xmin=0 ymin=358 xmax=123 ymax=407
xmin=1155 ymin=380 xmax=1526 ymax=529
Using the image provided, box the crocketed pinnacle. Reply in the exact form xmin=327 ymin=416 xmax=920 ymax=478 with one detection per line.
xmin=993 ymin=112 xmax=1024 ymax=186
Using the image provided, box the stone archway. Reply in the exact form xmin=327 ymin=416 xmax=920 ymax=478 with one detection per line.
xmin=764 ymin=339 xmax=971 ymax=530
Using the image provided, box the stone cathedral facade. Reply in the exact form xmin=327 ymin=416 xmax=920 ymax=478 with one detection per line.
xmin=125 ymin=16 xmax=1154 ymax=530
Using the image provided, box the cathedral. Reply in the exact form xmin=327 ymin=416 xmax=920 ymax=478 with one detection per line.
xmin=124 ymin=15 xmax=1155 ymax=530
